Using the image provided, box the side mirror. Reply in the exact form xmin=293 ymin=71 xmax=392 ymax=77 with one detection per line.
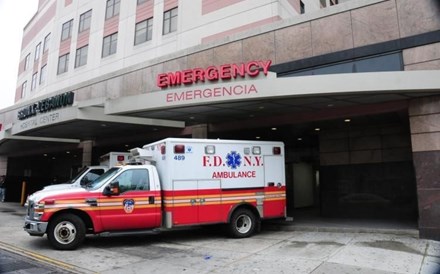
xmin=103 ymin=181 xmax=120 ymax=196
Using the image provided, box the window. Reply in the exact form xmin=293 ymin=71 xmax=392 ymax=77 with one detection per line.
xmin=43 ymin=33 xmax=51 ymax=52
xmin=137 ymin=0 xmax=148 ymax=4
xmin=102 ymin=33 xmax=118 ymax=57
xmin=40 ymin=65 xmax=47 ymax=85
xmin=21 ymin=81 xmax=27 ymax=98
xmin=163 ymin=7 xmax=178 ymax=35
xmin=80 ymin=168 xmax=105 ymax=186
xmin=35 ymin=43 xmax=41 ymax=61
xmin=31 ymin=72 xmax=38 ymax=91
xmin=75 ymin=45 xmax=88 ymax=68
xmin=79 ymin=9 xmax=92 ymax=33
xmin=134 ymin=18 xmax=153 ymax=45
xmin=105 ymin=0 xmax=120 ymax=19
xmin=61 ymin=19 xmax=73 ymax=41
xmin=111 ymin=169 xmax=149 ymax=193
xmin=300 ymin=1 xmax=305 ymax=14
xmin=330 ymin=0 xmax=338 ymax=6
xmin=24 ymin=54 xmax=30 ymax=70
xmin=57 ymin=53 xmax=70 ymax=74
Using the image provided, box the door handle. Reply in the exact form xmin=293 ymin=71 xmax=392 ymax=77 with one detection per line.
xmin=85 ymin=198 xmax=97 ymax=207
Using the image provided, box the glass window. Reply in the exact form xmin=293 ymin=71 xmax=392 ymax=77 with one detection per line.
xmin=35 ymin=43 xmax=41 ymax=61
xmin=137 ymin=0 xmax=148 ymax=5
xmin=31 ymin=72 xmax=38 ymax=91
xmin=163 ymin=7 xmax=178 ymax=35
xmin=21 ymin=81 xmax=27 ymax=98
xmin=75 ymin=45 xmax=88 ymax=68
xmin=61 ymin=19 xmax=73 ymax=41
xmin=24 ymin=54 xmax=31 ymax=70
xmin=57 ymin=53 xmax=70 ymax=74
xmin=134 ymin=18 xmax=153 ymax=45
xmin=111 ymin=169 xmax=150 ymax=193
xmin=40 ymin=65 xmax=47 ymax=85
xmin=105 ymin=0 xmax=120 ymax=19
xmin=79 ymin=9 xmax=92 ymax=33
xmin=102 ymin=33 xmax=118 ymax=57
xmin=43 ymin=33 xmax=51 ymax=52
xmin=300 ymin=1 xmax=305 ymax=14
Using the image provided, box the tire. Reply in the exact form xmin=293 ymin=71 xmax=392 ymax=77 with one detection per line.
xmin=228 ymin=208 xmax=257 ymax=238
xmin=47 ymin=213 xmax=86 ymax=250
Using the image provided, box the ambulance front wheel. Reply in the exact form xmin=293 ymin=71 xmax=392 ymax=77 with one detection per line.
xmin=47 ymin=213 xmax=86 ymax=250
xmin=228 ymin=208 xmax=257 ymax=238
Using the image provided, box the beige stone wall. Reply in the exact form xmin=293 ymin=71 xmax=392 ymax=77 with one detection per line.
xmin=409 ymin=95 xmax=440 ymax=152
xmin=403 ymin=42 xmax=440 ymax=71
xmin=1 ymin=0 xmax=439 ymax=126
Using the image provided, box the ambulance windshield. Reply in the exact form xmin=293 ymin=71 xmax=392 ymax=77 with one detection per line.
xmin=87 ymin=167 xmax=121 ymax=190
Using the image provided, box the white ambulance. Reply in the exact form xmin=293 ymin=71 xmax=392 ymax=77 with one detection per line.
xmin=24 ymin=138 xmax=286 ymax=250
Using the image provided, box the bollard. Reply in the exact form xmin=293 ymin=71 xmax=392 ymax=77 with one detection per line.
xmin=21 ymin=181 xmax=27 ymax=206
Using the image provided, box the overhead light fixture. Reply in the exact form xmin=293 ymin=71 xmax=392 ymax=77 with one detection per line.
xmin=271 ymin=127 xmax=277 ymax=131
xmin=315 ymin=128 xmax=321 ymax=131
xmin=43 ymin=154 xmax=48 ymax=157
xmin=189 ymin=116 xmax=195 ymax=120
xmin=258 ymin=106 xmax=265 ymax=110
xmin=297 ymin=137 xmax=303 ymax=141
xmin=66 ymin=151 xmax=70 ymax=154
xmin=101 ymin=123 xmax=107 ymax=127
xmin=344 ymin=119 xmax=351 ymax=123
xmin=327 ymin=104 xmax=334 ymax=107
xmin=256 ymin=136 xmax=261 ymax=139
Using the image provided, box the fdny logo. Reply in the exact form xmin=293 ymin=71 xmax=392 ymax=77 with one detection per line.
xmin=226 ymin=151 xmax=241 ymax=169
xmin=123 ymin=199 xmax=135 ymax=213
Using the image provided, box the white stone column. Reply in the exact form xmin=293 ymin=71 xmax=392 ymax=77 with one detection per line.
xmin=192 ymin=124 xmax=208 ymax=139
xmin=81 ymin=140 xmax=94 ymax=167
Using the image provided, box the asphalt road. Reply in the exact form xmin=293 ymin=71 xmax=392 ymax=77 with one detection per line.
xmin=0 ymin=248 xmax=76 ymax=274
xmin=1 ymin=203 xmax=439 ymax=274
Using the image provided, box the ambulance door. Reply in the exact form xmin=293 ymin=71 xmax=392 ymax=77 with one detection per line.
xmin=98 ymin=168 xmax=161 ymax=231
xmin=263 ymin=155 xmax=286 ymax=217
xmin=197 ymin=179 xmax=221 ymax=223
xmin=172 ymin=180 xmax=198 ymax=225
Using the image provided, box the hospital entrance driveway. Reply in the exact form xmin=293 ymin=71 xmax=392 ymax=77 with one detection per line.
xmin=0 ymin=203 xmax=439 ymax=274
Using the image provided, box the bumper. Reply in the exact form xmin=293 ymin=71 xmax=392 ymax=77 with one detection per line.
xmin=24 ymin=218 xmax=48 ymax=236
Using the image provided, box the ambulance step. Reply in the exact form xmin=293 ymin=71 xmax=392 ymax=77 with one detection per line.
xmin=98 ymin=229 xmax=161 ymax=237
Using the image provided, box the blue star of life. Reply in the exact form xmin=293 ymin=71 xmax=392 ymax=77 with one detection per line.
xmin=226 ymin=151 xmax=241 ymax=169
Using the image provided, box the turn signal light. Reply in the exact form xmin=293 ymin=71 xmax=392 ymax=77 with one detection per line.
xmin=117 ymin=155 xmax=125 ymax=161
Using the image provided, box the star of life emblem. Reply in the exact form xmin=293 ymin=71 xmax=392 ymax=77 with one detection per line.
xmin=226 ymin=151 xmax=241 ymax=169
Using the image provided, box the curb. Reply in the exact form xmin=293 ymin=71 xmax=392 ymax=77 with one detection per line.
xmin=263 ymin=223 xmax=420 ymax=237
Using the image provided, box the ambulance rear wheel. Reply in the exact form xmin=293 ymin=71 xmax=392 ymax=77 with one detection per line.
xmin=229 ymin=208 xmax=256 ymax=238
xmin=47 ymin=213 xmax=86 ymax=250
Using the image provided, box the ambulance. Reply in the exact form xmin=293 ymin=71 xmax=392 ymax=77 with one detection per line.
xmin=40 ymin=152 xmax=130 ymax=191
xmin=24 ymin=138 xmax=286 ymax=250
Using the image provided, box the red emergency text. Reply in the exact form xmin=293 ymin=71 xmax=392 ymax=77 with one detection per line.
xmin=157 ymin=60 xmax=272 ymax=88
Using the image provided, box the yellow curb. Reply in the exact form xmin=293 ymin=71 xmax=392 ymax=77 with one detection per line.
xmin=0 ymin=241 xmax=93 ymax=274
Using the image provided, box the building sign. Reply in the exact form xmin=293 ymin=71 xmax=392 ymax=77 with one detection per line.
xmin=17 ymin=91 xmax=74 ymax=120
xmin=157 ymin=60 xmax=272 ymax=88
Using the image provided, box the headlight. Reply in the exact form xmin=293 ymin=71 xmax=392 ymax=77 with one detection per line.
xmin=31 ymin=202 xmax=45 ymax=221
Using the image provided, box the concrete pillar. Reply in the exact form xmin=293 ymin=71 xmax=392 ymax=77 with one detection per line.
xmin=0 ymin=156 xmax=7 ymax=176
xmin=81 ymin=140 xmax=94 ymax=167
xmin=192 ymin=124 xmax=208 ymax=139
xmin=409 ymin=95 xmax=440 ymax=241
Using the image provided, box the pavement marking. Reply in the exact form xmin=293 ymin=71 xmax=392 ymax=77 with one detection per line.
xmin=0 ymin=240 xmax=94 ymax=274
